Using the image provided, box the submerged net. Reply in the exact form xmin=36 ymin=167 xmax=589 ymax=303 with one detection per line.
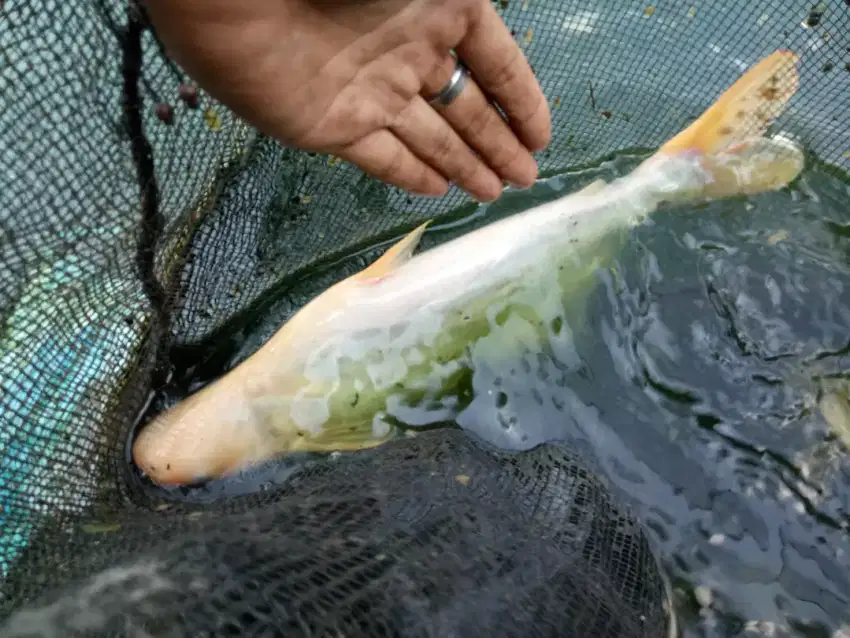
xmin=0 ymin=431 xmax=672 ymax=637
xmin=0 ymin=0 xmax=847 ymax=635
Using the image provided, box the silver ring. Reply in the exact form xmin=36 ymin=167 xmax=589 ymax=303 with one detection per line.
xmin=427 ymin=62 xmax=469 ymax=108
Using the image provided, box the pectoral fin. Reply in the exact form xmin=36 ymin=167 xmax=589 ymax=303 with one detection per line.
xmin=357 ymin=220 xmax=432 ymax=282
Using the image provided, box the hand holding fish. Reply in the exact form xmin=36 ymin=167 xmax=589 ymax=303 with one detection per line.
xmin=142 ymin=0 xmax=552 ymax=202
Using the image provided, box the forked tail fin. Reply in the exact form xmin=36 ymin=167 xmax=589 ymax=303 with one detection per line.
xmin=644 ymin=50 xmax=805 ymax=200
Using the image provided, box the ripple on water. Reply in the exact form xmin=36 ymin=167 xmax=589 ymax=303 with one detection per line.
xmin=562 ymin=157 xmax=850 ymax=636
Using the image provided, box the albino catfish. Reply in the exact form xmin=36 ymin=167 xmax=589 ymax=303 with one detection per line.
xmin=133 ymin=50 xmax=806 ymax=486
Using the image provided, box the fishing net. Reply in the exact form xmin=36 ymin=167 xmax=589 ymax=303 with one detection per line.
xmin=0 ymin=0 xmax=847 ymax=635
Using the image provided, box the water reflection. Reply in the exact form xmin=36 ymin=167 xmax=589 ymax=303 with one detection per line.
xmin=491 ymin=157 xmax=850 ymax=636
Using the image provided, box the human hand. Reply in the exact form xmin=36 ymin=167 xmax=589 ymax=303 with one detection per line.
xmin=142 ymin=0 xmax=552 ymax=202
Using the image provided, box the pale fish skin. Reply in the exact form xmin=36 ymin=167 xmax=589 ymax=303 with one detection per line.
xmin=133 ymin=50 xmax=806 ymax=486
xmin=820 ymin=386 xmax=850 ymax=450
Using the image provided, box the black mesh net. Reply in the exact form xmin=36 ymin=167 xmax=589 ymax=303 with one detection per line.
xmin=0 ymin=431 xmax=673 ymax=637
xmin=0 ymin=0 xmax=848 ymax=635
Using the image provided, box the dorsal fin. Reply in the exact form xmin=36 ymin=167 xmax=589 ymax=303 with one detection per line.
xmin=357 ymin=220 xmax=431 ymax=282
xmin=659 ymin=50 xmax=800 ymax=157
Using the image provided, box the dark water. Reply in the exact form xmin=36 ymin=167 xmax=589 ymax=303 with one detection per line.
xmin=150 ymin=152 xmax=850 ymax=637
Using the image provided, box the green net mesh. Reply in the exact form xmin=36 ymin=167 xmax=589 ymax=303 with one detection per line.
xmin=0 ymin=0 xmax=848 ymax=635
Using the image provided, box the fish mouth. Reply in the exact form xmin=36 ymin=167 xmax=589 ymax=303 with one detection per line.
xmin=137 ymin=461 xmax=228 ymax=488
xmin=133 ymin=440 xmax=239 ymax=487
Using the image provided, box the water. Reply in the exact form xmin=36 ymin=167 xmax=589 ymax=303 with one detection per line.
xmin=551 ymin=156 xmax=850 ymax=637
xmin=149 ymin=152 xmax=850 ymax=636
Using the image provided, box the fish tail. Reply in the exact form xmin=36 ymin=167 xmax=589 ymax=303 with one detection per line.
xmin=646 ymin=50 xmax=805 ymax=201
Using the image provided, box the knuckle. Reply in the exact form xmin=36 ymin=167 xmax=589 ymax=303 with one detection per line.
xmin=386 ymin=145 xmax=408 ymax=180
xmin=432 ymin=129 xmax=456 ymax=163
xmin=414 ymin=163 xmax=436 ymax=192
xmin=493 ymin=141 xmax=524 ymax=175
xmin=390 ymin=103 xmax=415 ymax=132
xmin=519 ymin=92 xmax=548 ymax=128
xmin=483 ymin=60 xmax=544 ymax=127
xmin=463 ymin=141 xmax=500 ymax=187
xmin=462 ymin=111 xmax=521 ymax=174
xmin=367 ymin=143 xmax=406 ymax=184
xmin=456 ymin=155 xmax=483 ymax=185
xmin=463 ymin=103 xmax=495 ymax=139
xmin=487 ymin=49 xmax=522 ymax=91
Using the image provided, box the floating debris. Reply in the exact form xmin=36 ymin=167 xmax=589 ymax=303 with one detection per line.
xmin=687 ymin=7 xmax=696 ymax=18
xmin=203 ymin=108 xmax=222 ymax=131
xmin=524 ymin=27 xmax=534 ymax=45
xmin=178 ymin=83 xmax=200 ymax=109
xmin=455 ymin=474 xmax=471 ymax=486
xmin=767 ymin=229 xmax=789 ymax=244
xmin=644 ymin=6 xmax=655 ymax=18
xmin=694 ymin=586 xmax=713 ymax=608
xmin=154 ymin=103 xmax=174 ymax=125
xmin=802 ymin=2 xmax=826 ymax=28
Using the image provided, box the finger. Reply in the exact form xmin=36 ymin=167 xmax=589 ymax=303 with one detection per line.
xmin=455 ymin=2 xmax=551 ymax=152
xmin=392 ymin=96 xmax=504 ymax=202
xmin=336 ymin=129 xmax=450 ymax=197
xmin=422 ymin=56 xmax=538 ymax=189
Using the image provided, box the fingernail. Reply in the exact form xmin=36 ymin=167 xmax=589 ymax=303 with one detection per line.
xmin=478 ymin=190 xmax=502 ymax=203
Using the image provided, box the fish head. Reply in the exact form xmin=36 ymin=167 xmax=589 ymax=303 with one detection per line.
xmin=132 ymin=386 xmax=270 ymax=486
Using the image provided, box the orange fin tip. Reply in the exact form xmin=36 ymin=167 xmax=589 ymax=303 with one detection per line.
xmin=659 ymin=50 xmax=800 ymax=158
xmin=357 ymin=220 xmax=431 ymax=282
